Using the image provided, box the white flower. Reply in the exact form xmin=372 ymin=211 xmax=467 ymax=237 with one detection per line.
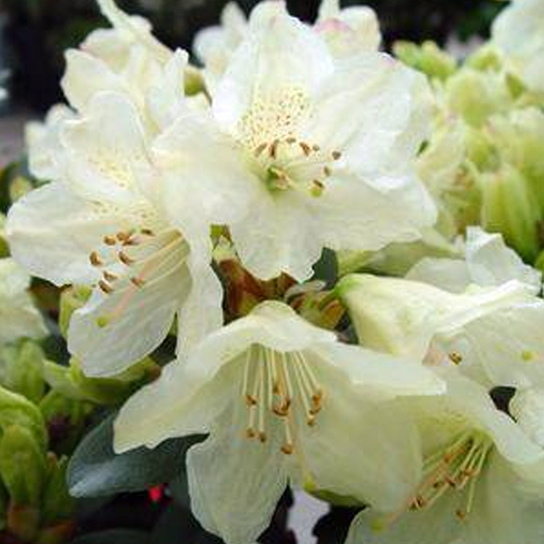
xmin=0 ymin=258 xmax=47 ymax=346
xmin=492 ymin=0 xmax=544 ymax=93
xmin=62 ymin=0 xmax=186 ymax=131
xmin=164 ymin=9 xmax=436 ymax=281
xmin=115 ymin=301 xmax=444 ymax=544
xmin=407 ymin=227 xmax=542 ymax=295
xmin=337 ymin=273 xmax=544 ymax=388
xmin=7 ymin=92 xmax=223 ymax=377
xmin=194 ymin=1 xmax=381 ymax=92
xmin=346 ymin=369 xmax=544 ymax=544
xmin=25 ymin=104 xmax=76 ymax=180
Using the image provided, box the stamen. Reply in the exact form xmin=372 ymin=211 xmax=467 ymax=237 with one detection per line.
xmin=90 ymin=251 xmax=103 ymax=267
xmin=448 ymin=352 xmax=463 ymax=365
xmin=103 ymin=271 xmax=118 ymax=282
xmin=254 ymin=143 xmax=268 ymax=157
xmin=130 ymin=277 xmax=146 ymax=288
xmin=118 ymin=251 xmax=135 ymax=266
xmin=98 ymin=280 xmax=113 ymax=294
xmin=104 ymin=235 xmax=117 ymax=246
xmin=299 ymin=142 xmax=311 ymax=156
xmin=332 ymin=151 xmax=342 ymax=161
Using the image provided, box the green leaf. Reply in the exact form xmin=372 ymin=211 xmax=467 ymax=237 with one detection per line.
xmin=70 ymin=529 xmax=150 ymax=544
xmin=67 ymin=413 xmax=198 ymax=498
xmin=312 ymin=249 xmax=338 ymax=288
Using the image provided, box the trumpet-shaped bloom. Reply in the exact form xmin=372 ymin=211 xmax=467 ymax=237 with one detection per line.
xmin=0 ymin=258 xmax=47 ymax=346
xmin=115 ymin=301 xmax=444 ymax=544
xmin=7 ymin=92 xmax=222 ymax=377
xmin=337 ymin=273 xmax=544 ymax=388
xmin=346 ymin=370 xmax=544 ymax=544
xmin=407 ymin=227 xmax=542 ymax=295
xmin=194 ymin=1 xmax=381 ymax=92
xmin=165 ymin=9 xmax=436 ymax=281
xmin=492 ymin=0 xmax=544 ymax=93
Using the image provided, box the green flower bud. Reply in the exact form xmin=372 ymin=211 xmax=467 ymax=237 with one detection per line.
xmin=43 ymin=357 xmax=159 ymax=406
xmin=0 ymin=425 xmax=47 ymax=508
xmin=394 ymin=40 xmax=456 ymax=81
xmin=466 ymin=44 xmax=503 ymax=72
xmin=0 ymin=386 xmax=48 ymax=450
xmin=58 ymin=286 xmax=91 ymax=339
xmin=446 ymin=68 xmax=512 ymax=127
xmin=480 ymin=165 xmax=542 ymax=262
xmin=0 ymin=339 xmax=47 ymax=403
xmin=40 ymin=455 xmax=75 ymax=528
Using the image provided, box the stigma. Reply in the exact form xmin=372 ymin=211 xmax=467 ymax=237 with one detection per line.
xmin=241 ymin=346 xmax=324 ymax=455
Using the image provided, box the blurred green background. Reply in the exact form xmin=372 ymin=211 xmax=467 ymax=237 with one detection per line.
xmin=0 ymin=0 xmax=502 ymax=112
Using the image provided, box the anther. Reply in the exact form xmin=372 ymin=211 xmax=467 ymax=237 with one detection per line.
xmin=246 ymin=428 xmax=256 ymax=439
xmin=246 ymin=395 xmax=258 ymax=406
xmin=332 ymin=151 xmax=342 ymax=161
xmin=299 ymin=142 xmax=311 ymax=156
xmin=103 ymin=271 xmax=118 ymax=282
xmin=118 ymin=251 xmax=135 ymax=266
xmin=281 ymin=444 xmax=294 ymax=455
xmin=254 ymin=143 xmax=268 ymax=157
xmin=312 ymin=144 xmax=320 ymax=152
xmin=141 ymin=228 xmax=155 ymax=237
xmin=323 ymin=166 xmax=331 ymax=177
xmin=98 ymin=280 xmax=114 ymax=294
xmin=90 ymin=251 xmax=103 ymax=267
xmin=456 ymin=509 xmax=467 ymax=520
xmin=448 ymin=352 xmax=463 ymax=365
xmin=130 ymin=277 xmax=146 ymax=288
xmin=269 ymin=140 xmax=279 ymax=159
xmin=286 ymin=137 xmax=296 ymax=144
xmin=103 ymin=235 xmax=116 ymax=246
xmin=258 ymin=432 xmax=267 ymax=443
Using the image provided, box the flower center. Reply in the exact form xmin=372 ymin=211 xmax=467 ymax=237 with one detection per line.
xmin=88 ymin=224 xmax=189 ymax=326
xmin=411 ymin=431 xmax=493 ymax=520
xmin=240 ymin=346 xmax=324 ymax=455
xmin=237 ymin=86 xmax=342 ymax=197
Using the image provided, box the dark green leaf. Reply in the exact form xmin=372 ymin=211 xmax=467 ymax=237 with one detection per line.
xmin=67 ymin=413 xmax=195 ymax=498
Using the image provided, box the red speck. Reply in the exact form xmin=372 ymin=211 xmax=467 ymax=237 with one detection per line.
xmin=148 ymin=485 xmax=165 ymax=503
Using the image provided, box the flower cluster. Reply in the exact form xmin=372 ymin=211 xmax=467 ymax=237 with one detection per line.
xmin=2 ymin=0 xmax=544 ymax=543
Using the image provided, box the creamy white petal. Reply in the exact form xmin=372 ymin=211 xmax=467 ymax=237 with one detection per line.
xmin=213 ymin=9 xmax=333 ymax=133
xmin=337 ymin=274 xmax=532 ymax=361
xmin=6 ymin=183 xmax=127 ymax=286
xmin=68 ymin=258 xmax=190 ymax=377
xmin=114 ymin=358 xmax=238 ymax=452
xmin=25 ymin=104 xmax=75 ymax=181
xmin=187 ymin=399 xmax=289 ymax=544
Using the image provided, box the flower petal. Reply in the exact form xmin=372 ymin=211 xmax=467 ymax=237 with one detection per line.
xmin=187 ymin=400 xmax=289 ymax=544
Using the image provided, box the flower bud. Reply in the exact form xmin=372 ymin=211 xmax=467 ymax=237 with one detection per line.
xmin=394 ymin=40 xmax=456 ymax=81
xmin=58 ymin=286 xmax=91 ymax=339
xmin=0 ymin=386 xmax=48 ymax=450
xmin=0 ymin=425 xmax=47 ymax=509
xmin=40 ymin=455 xmax=75 ymax=529
xmin=0 ymin=339 xmax=47 ymax=403
xmin=446 ymin=68 xmax=511 ymax=127
xmin=43 ymin=357 xmax=159 ymax=406
xmin=479 ymin=165 xmax=542 ymax=262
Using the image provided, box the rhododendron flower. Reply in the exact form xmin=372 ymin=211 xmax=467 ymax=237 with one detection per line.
xmin=7 ymin=92 xmax=222 ymax=377
xmin=162 ymin=8 xmax=436 ymax=281
xmin=115 ymin=301 xmax=444 ymax=544
xmin=347 ymin=370 xmax=544 ymax=544
xmin=338 ymin=272 xmax=544 ymax=388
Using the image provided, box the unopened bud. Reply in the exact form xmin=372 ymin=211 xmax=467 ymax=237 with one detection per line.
xmin=480 ymin=165 xmax=542 ymax=262
xmin=394 ymin=40 xmax=456 ymax=81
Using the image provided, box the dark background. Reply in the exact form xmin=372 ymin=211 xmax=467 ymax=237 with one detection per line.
xmin=0 ymin=0 xmax=501 ymax=112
